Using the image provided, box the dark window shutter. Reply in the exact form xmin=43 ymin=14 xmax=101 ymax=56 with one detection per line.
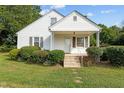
xmin=72 ymin=37 xmax=76 ymax=48
xmin=40 ymin=37 xmax=43 ymax=48
xmin=29 ymin=37 xmax=32 ymax=46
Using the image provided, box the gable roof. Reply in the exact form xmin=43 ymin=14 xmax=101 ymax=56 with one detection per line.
xmin=49 ymin=10 xmax=101 ymax=31
xmin=16 ymin=9 xmax=64 ymax=34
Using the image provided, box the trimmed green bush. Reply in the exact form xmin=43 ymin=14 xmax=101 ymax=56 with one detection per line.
xmin=86 ymin=47 xmax=103 ymax=63
xmin=19 ymin=46 xmax=40 ymax=60
xmin=100 ymin=47 xmax=108 ymax=61
xmin=48 ymin=50 xmax=64 ymax=65
xmin=9 ymin=49 xmax=20 ymax=60
xmin=27 ymin=50 xmax=48 ymax=64
xmin=106 ymin=46 xmax=124 ymax=67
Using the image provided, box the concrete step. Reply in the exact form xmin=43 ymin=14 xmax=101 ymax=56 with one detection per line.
xmin=64 ymin=58 xmax=80 ymax=60
xmin=64 ymin=64 xmax=80 ymax=66
xmin=64 ymin=64 xmax=81 ymax=67
xmin=64 ymin=54 xmax=83 ymax=67
xmin=64 ymin=60 xmax=80 ymax=62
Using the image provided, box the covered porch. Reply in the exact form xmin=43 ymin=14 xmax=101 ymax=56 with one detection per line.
xmin=50 ymin=31 xmax=100 ymax=54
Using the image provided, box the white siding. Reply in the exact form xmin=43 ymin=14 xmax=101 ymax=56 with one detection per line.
xmin=17 ymin=11 xmax=63 ymax=49
xmin=54 ymin=35 xmax=65 ymax=50
xmin=50 ymin=12 xmax=100 ymax=31
xmin=54 ymin=34 xmax=88 ymax=54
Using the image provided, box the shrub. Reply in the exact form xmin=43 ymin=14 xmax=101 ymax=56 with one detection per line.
xmin=19 ymin=46 xmax=40 ymax=60
xmin=27 ymin=50 xmax=48 ymax=64
xmin=9 ymin=49 xmax=20 ymax=60
xmin=0 ymin=45 xmax=15 ymax=52
xmin=100 ymin=47 xmax=108 ymax=61
xmin=48 ymin=50 xmax=64 ymax=65
xmin=86 ymin=47 xmax=103 ymax=63
xmin=106 ymin=46 xmax=124 ymax=67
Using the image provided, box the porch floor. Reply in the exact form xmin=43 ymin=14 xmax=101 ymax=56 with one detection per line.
xmin=65 ymin=53 xmax=87 ymax=56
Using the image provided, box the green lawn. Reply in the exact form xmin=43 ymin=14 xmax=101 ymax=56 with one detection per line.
xmin=0 ymin=53 xmax=124 ymax=88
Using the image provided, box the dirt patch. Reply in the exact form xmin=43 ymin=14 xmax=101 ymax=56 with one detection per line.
xmin=74 ymin=79 xmax=81 ymax=84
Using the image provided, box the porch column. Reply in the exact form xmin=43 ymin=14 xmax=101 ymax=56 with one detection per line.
xmin=50 ymin=32 xmax=53 ymax=50
xmin=50 ymin=32 xmax=54 ymax=50
xmin=96 ymin=31 xmax=100 ymax=47
xmin=88 ymin=36 xmax=90 ymax=47
xmin=52 ymin=32 xmax=54 ymax=50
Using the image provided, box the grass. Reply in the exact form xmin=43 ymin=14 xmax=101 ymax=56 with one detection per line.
xmin=0 ymin=53 xmax=124 ymax=88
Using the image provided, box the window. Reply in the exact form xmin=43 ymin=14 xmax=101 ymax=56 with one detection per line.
xmin=34 ymin=37 xmax=39 ymax=47
xmin=77 ymin=37 xmax=84 ymax=47
xmin=73 ymin=16 xmax=77 ymax=21
xmin=29 ymin=37 xmax=43 ymax=48
xmin=51 ymin=17 xmax=57 ymax=25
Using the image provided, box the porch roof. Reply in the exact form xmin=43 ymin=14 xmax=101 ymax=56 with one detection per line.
xmin=52 ymin=31 xmax=96 ymax=35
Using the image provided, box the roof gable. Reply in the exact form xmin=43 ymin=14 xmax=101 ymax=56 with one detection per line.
xmin=49 ymin=10 xmax=101 ymax=31
xmin=16 ymin=10 xmax=64 ymax=34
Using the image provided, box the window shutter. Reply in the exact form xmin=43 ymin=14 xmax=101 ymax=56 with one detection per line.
xmin=72 ymin=37 xmax=76 ymax=48
xmin=85 ymin=37 xmax=88 ymax=48
xmin=29 ymin=37 xmax=32 ymax=46
xmin=40 ymin=37 xmax=43 ymax=48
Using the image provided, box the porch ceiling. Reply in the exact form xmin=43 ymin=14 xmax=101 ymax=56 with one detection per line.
xmin=53 ymin=31 xmax=96 ymax=35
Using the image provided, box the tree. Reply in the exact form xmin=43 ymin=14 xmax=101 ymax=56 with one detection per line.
xmin=90 ymin=34 xmax=96 ymax=46
xmin=0 ymin=5 xmax=41 ymax=46
xmin=98 ymin=24 xmax=120 ymax=45
xmin=120 ymin=21 xmax=124 ymax=32
xmin=114 ymin=33 xmax=124 ymax=45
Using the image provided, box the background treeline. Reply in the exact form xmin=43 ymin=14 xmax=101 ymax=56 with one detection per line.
xmin=91 ymin=23 xmax=124 ymax=46
xmin=0 ymin=5 xmax=124 ymax=51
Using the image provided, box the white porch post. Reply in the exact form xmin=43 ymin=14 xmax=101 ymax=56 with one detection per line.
xmin=50 ymin=32 xmax=53 ymax=50
xmin=96 ymin=31 xmax=100 ymax=47
xmin=52 ymin=32 xmax=54 ymax=50
xmin=50 ymin=32 xmax=54 ymax=50
xmin=88 ymin=36 xmax=90 ymax=47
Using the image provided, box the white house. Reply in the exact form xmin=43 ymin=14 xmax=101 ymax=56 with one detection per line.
xmin=17 ymin=10 xmax=101 ymax=54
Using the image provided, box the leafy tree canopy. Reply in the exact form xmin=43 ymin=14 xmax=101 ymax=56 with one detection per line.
xmin=0 ymin=5 xmax=41 ymax=46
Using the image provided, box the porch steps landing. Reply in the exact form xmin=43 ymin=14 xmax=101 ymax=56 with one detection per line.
xmin=64 ymin=54 xmax=83 ymax=68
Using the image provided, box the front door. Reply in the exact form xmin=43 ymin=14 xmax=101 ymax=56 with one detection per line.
xmin=64 ymin=38 xmax=71 ymax=53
